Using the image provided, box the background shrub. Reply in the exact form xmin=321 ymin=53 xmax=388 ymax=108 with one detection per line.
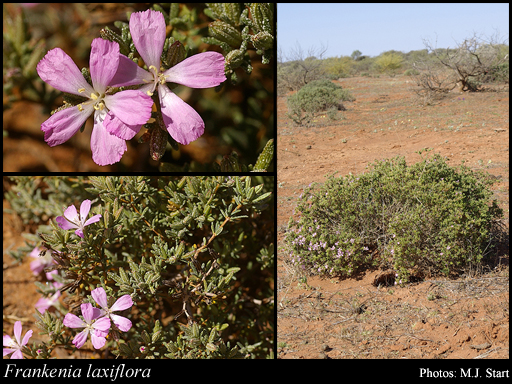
xmin=374 ymin=52 xmax=404 ymax=73
xmin=285 ymin=151 xmax=504 ymax=284
xmin=404 ymin=68 xmax=420 ymax=76
xmin=321 ymin=56 xmax=353 ymax=78
xmin=286 ymin=79 xmax=355 ymax=126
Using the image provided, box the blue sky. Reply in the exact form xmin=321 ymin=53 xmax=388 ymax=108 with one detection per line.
xmin=277 ymin=3 xmax=509 ymax=60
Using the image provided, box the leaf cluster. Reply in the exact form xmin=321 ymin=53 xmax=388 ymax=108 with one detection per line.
xmin=3 ymin=5 xmax=50 ymax=108
xmin=203 ymin=3 xmax=274 ymax=82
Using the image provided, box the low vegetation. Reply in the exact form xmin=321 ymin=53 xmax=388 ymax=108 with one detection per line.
xmin=284 ymin=149 xmax=505 ymax=284
xmin=286 ymin=79 xmax=355 ymax=127
xmin=278 ymin=33 xmax=509 ymax=120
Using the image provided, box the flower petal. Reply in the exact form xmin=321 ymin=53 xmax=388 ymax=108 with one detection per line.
xmin=158 ymin=84 xmax=204 ymax=145
xmin=41 ymin=105 xmax=91 ymax=147
xmin=93 ymin=328 xmax=109 ymax=338
xmin=72 ymin=330 xmax=89 ymax=349
xmin=104 ymin=114 xmax=141 ymax=140
xmin=9 ymin=350 xmax=24 ymax=359
xmin=84 ymin=214 xmax=102 ymax=227
xmin=110 ymin=295 xmax=133 ymax=312
xmin=55 ymin=217 xmax=75 ymax=233
xmin=90 ymin=110 xmax=127 ymax=166
xmin=163 ymin=52 xmax=226 ymax=88
xmin=90 ymin=333 xmax=107 ymax=349
xmin=129 ymin=10 xmax=166 ymax=68
xmin=109 ymin=54 xmax=153 ymax=87
xmin=13 ymin=321 xmax=22 ymax=345
xmin=21 ymin=330 xmax=33 ymax=347
xmin=79 ymin=200 xmax=92 ymax=224
xmin=89 ymin=38 xmax=119 ymax=93
xmin=104 ymin=90 xmax=153 ymax=126
xmin=37 ymin=47 xmax=95 ymax=96
xmin=3 ymin=335 xmax=14 ymax=349
xmin=63 ymin=313 xmax=86 ymax=329
xmin=3 ymin=345 xmax=14 ymax=356
xmin=80 ymin=303 xmax=100 ymax=323
xmin=91 ymin=287 xmax=108 ymax=308
xmin=63 ymin=205 xmax=79 ymax=223
xmin=92 ymin=317 xmax=111 ymax=333
xmin=111 ymin=314 xmax=132 ymax=332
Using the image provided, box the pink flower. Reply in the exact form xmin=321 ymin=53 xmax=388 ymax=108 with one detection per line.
xmin=29 ymin=246 xmax=58 ymax=279
xmin=63 ymin=303 xmax=111 ymax=349
xmin=3 ymin=321 xmax=33 ymax=359
xmin=109 ymin=9 xmax=226 ymax=145
xmin=35 ymin=282 xmax=63 ymax=313
xmin=55 ymin=199 xmax=102 ymax=238
xmin=37 ymin=38 xmax=154 ymax=165
xmin=91 ymin=287 xmax=133 ymax=332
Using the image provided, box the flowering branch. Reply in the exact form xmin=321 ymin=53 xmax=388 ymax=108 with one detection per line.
xmin=5 ymin=176 xmax=274 ymax=359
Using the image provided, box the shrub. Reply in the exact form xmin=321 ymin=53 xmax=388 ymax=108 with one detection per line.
xmin=374 ymin=53 xmax=403 ymax=73
xmin=321 ymin=56 xmax=353 ymax=78
xmin=481 ymin=61 xmax=509 ymax=84
xmin=285 ymin=151 xmax=504 ymax=284
xmin=286 ymin=79 xmax=355 ymax=126
xmin=404 ymin=68 xmax=420 ymax=76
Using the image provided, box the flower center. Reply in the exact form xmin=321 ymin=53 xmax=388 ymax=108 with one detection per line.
xmin=145 ymin=65 xmax=167 ymax=96
xmin=90 ymin=92 xmax=106 ymax=111
xmin=77 ymin=88 xmax=106 ymax=112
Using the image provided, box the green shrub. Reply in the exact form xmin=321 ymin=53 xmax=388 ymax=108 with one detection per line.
xmin=374 ymin=53 xmax=403 ymax=73
xmin=285 ymin=151 xmax=504 ymax=284
xmin=286 ymin=79 xmax=355 ymax=126
xmin=482 ymin=61 xmax=509 ymax=84
xmin=404 ymin=68 xmax=420 ymax=76
xmin=321 ymin=56 xmax=353 ymax=78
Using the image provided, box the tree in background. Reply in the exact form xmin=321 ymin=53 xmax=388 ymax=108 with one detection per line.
xmin=423 ymin=31 xmax=509 ymax=92
xmin=277 ymin=42 xmax=328 ymax=93
xmin=350 ymin=50 xmax=362 ymax=61
xmin=374 ymin=51 xmax=404 ymax=74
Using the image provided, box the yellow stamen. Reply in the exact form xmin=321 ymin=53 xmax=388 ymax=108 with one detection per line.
xmin=146 ymin=90 xmax=153 ymax=96
xmin=78 ymin=88 xmax=86 ymax=93
xmin=78 ymin=104 xmax=84 ymax=112
xmin=93 ymin=102 xmax=105 ymax=111
xmin=90 ymin=93 xmax=98 ymax=100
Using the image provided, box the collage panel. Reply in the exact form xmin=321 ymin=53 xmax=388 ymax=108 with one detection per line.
xmin=4 ymin=175 xmax=275 ymax=360
xmin=4 ymin=3 xmax=274 ymax=173
xmin=3 ymin=2 xmax=276 ymax=366
xmin=277 ymin=3 xmax=509 ymax=363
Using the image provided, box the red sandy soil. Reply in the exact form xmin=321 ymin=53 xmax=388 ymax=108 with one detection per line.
xmin=277 ymin=75 xmax=509 ymax=359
